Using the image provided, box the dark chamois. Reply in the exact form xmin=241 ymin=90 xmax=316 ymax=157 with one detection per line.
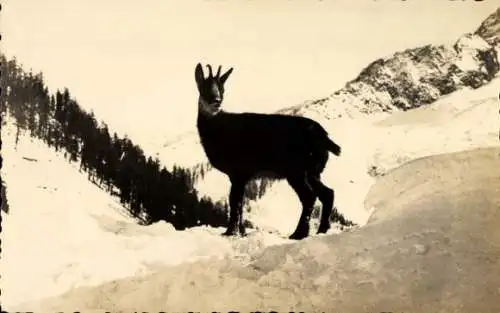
xmin=195 ymin=63 xmax=343 ymax=240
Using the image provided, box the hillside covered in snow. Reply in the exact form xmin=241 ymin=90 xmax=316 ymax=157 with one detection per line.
xmin=12 ymin=146 xmax=500 ymax=312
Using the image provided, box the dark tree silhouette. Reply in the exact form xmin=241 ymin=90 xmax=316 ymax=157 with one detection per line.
xmin=1 ymin=54 xmax=229 ymax=230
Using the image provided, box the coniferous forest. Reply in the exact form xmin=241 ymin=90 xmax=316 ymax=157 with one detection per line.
xmin=0 ymin=55 xmax=232 ymax=230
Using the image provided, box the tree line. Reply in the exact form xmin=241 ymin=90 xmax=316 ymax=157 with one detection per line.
xmin=1 ymin=55 xmax=232 ymax=229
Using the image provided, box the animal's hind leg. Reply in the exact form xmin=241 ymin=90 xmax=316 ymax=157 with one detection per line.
xmin=223 ymin=177 xmax=247 ymax=237
xmin=309 ymin=175 xmax=334 ymax=234
xmin=287 ymin=174 xmax=317 ymax=240
xmin=310 ymin=174 xmax=354 ymax=233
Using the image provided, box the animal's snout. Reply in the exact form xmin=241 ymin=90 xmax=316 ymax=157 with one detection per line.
xmin=213 ymin=98 xmax=222 ymax=106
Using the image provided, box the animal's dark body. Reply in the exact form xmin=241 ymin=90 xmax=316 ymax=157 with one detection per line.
xmin=195 ymin=63 xmax=344 ymax=240
xmin=197 ymin=112 xmax=341 ymax=179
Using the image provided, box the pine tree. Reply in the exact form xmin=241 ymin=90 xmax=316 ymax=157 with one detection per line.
xmin=1 ymin=53 xmax=229 ymax=231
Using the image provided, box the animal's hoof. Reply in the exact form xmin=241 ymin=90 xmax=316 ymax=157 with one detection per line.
xmin=222 ymin=227 xmax=238 ymax=237
xmin=317 ymin=225 xmax=330 ymax=234
xmin=222 ymin=226 xmax=246 ymax=237
xmin=239 ymin=227 xmax=247 ymax=237
xmin=289 ymin=231 xmax=308 ymax=240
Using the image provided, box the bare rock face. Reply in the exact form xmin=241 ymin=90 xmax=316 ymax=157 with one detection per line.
xmin=308 ymin=33 xmax=499 ymax=116
xmin=283 ymin=7 xmax=500 ymax=118
xmin=475 ymin=7 xmax=500 ymax=46
xmin=11 ymin=147 xmax=500 ymax=312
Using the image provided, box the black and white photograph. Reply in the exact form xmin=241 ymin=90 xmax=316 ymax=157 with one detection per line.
xmin=1 ymin=0 xmax=499 ymax=311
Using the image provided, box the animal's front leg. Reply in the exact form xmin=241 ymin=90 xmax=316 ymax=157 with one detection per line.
xmin=223 ymin=178 xmax=246 ymax=237
xmin=238 ymin=201 xmax=247 ymax=237
xmin=287 ymin=174 xmax=316 ymax=240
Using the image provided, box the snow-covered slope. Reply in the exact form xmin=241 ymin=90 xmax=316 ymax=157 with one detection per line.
xmin=12 ymin=146 xmax=500 ymax=312
xmin=0 ymin=120 xmax=294 ymax=308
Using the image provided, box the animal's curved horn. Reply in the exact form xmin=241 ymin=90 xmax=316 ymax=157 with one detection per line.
xmin=216 ymin=65 xmax=221 ymax=78
xmin=206 ymin=65 xmax=213 ymax=78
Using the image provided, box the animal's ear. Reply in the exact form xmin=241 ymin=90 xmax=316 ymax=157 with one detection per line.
xmin=219 ymin=67 xmax=233 ymax=84
xmin=195 ymin=63 xmax=205 ymax=86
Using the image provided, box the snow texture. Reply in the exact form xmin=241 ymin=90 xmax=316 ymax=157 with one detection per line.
xmin=9 ymin=133 xmax=500 ymax=313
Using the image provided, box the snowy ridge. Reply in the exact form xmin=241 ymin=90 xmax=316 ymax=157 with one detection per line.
xmin=288 ymin=33 xmax=499 ymax=119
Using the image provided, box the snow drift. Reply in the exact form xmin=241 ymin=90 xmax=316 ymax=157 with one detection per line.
xmin=11 ymin=146 xmax=500 ymax=312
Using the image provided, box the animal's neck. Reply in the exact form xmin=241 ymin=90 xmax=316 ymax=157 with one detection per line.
xmin=196 ymin=98 xmax=224 ymax=153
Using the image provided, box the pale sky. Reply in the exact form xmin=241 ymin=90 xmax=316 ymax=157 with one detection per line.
xmin=2 ymin=0 xmax=498 ymax=142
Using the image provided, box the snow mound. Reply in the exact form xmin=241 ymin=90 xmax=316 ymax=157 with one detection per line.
xmin=13 ymin=147 xmax=500 ymax=312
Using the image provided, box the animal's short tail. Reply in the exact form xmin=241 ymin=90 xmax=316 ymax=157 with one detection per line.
xmin=326 ymin=137 xmax=342 ymax=156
